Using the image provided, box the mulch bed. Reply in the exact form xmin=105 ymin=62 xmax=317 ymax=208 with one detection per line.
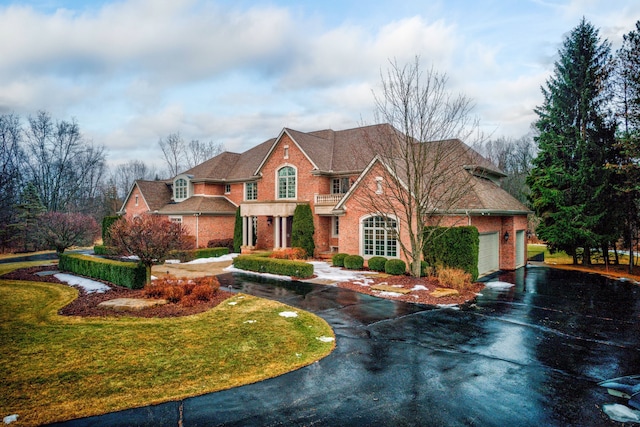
xmin=335 ymin=274 xmax=484 ymax=306
xmin=2 ymin=266 xmax=234 ymax=318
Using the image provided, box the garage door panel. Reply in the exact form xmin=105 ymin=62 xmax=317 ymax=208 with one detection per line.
xmin=478 ymin=233 xmax=499 ymax=276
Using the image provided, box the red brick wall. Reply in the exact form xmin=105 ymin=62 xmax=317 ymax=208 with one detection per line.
xmin=122 ymin=185 xmax=150 ymax=218
xmin=180 ymin=215 xmax=235 ymax=248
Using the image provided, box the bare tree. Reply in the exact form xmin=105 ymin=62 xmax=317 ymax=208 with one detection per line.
xmin=0 ymin=113 xmax=24 ymax=249
xmin=356 ymin=57 xmax=481 ymax=277
xmin=110 ymin=160 xmax=157 ymax=200
xmin=23 ymin=110 xmax=106 ymax=213
xmin=159 ymin=132 xmax=185 ymax=177
xmin=185 ymin=139 xmax=224 ymax=169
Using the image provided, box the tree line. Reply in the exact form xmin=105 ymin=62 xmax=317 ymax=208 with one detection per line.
xmin=0 ymin=111 xmax=223 ymax=253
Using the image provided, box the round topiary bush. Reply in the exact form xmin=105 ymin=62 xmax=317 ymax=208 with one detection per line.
xmin=344 ymin=255 xmax=364 ymax=270
xmin=332 ymin=253 xmax=349 ymax=267
xmin=385 ymin=258 xmax=407 ymax=275
xmin=368 ymin=256 xmax=387 ymax=272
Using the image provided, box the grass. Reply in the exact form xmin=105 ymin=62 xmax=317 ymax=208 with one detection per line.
xmin=0 ymin=276 xmax=335 ymax=426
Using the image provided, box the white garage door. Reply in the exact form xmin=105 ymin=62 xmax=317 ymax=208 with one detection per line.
xmin=478 ymin=232 xmax=499 ymax=276
xmin=516 ymin=230 xmax=525 ymax=268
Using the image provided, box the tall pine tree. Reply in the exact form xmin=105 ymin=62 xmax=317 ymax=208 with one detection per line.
xmin=527 ymin=18 xmax=616 ymax=264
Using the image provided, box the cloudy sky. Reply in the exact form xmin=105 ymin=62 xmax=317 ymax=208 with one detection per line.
xmin=1 ymin=0 xmax=638 ymax=170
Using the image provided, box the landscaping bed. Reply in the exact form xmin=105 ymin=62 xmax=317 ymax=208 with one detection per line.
xmin=2 ymin=266 xmax=234 ymax=318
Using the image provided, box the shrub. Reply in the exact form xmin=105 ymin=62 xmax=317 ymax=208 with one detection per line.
xmin=143 ymin=276 xmax=220 ymax=304
xmin=101 ymin=215 xmax=122 ymax=245
xmin=420 ymin=261 xmax=433 ymax=277
xmin=192 ymin=283 xmax=216 ymax=301
xmin=332 ymin=253 xmax=348 ymax=267
xmin=385 ymin=259 xmax=406 ymax=275
xmin=344 ymin=255 xmax=364 ymax=270
xmin=368 ymin=256 xmax=387 ymax=272
xmin=437 ymin=267 xmax=473 ymax=291
xmin=270 ymin=247 xmax=307 ymax=260
xmin=207 ymin=238 xmax=234 ymax=252
xmin=233 ymin=255 xmax=314 ymax=279
xmin=59 ymin=253 xmax=146 ymax=289
xmin=233 ymin=208 xmax=242 ymax=253
xmin=168 ymin=247 xmax=229 ymax=262
xmin=424 ymin=226 xmax=479 ymax=281
xmin=163 ymin=285 xmax=185 ymax=303
xmin=93 ymin=245 xmax=118 ymax=256
xmin=291 ymin=204 xmax=315 ymax=258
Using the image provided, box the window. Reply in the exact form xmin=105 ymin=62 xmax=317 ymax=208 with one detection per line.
xmin=277 ymin=166 xmax=296 ymax=199
xmin=135 ymin=195 xmax=139 ymax=206
xmin=332 ymin=177 xmax=350 ymax=194
xmin=169 ymin=216 xmax=182 ymax=224
xmin=245 ymin=182 xmax=257 ymax=200
xmin=284 ymin=145 xmax=289 ymax=159
xmin=375 ymin=177 xmax=383 ymax=195
xmin=332 ymin=216 xmax=339 ymax=237
xmin=174 ymin=178 xmax=188 ymax=201
xmin=224 ymin=184 xmax=231 ymax=194
xmin=363 ymin=216 xmax=397 ymax=257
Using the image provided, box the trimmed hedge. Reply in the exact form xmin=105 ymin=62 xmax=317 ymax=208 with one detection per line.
xmin=168 ymin=247 xmax=229 ymax=263
xmin=423 ymin=226 xmax=479 ymax=281
xmin=368 ymin=256 xmax=387 ymax=272
xmin=332 ymin=253 xmax=348 ymax=267
xmin=385 ymin=259 xmax=406 ymax=275
xmin=59 ymin=253 xmax=146 ymax=289
xmin=101 ymin=215 xmax=121 ymax=245
xmin=233 ymin=255 xmax=314 ymax=279
xmin=291 ymin=204 xmax=315 ymax=258
xmin=93 ymin=245 xmax=119 ymax=256
xmin=207 ymin=238 xmax=234 ymax=252
xmin=344 ymin=255 xmax=364 ymax=270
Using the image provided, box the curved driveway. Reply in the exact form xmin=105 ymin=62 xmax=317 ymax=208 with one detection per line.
xmin=51 ymin=266 xmax=640 ymax=426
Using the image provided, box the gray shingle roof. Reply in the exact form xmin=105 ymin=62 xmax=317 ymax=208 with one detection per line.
xmin=135 ymin=180 xmax=172 ymax=211
xmin=157 ymin=196 xmax=237 ymax=215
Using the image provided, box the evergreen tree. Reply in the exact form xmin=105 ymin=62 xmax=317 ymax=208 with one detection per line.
xmin=527 ymin=18 xmax=616 ymax=264
xmin=233 ymin=208 xmax=242 ymax=253
xmin=11 ymin=182 xmax=46 ymax=252
xmin=291 ymin=204 xmax=315 ymax=258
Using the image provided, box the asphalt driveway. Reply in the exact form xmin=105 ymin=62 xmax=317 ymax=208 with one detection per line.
xmin=50 ymin=265 xmax=640 ymax=426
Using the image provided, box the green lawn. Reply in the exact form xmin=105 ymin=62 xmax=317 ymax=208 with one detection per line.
xmin=0 ymin=272 xmax=335 ymax=426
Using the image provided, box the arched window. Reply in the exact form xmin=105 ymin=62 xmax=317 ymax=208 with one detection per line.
xmin=362 ymin=215 xmax=397 ymax=257
xmin=174 ymin=178 xmax=188 ymax=201
xmin=277 ymin=166 xmax=296 ymax=199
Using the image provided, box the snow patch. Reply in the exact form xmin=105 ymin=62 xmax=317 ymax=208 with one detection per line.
xmin=437 ymin=304 xmax=460 ymax=310
xmin=3 ymin=414 xmax=18 ymax=424
xmin=316 ymin=336 xmax=335 ymax=343
xmin=164 ymin=259 xmax=181 ymax=264
xmin=227 ymin=301 xmax=238 ymax=306
xmin=411 ymin=285 xmax=428 ymax=291
xmin=376 ymin=291 xmax=403 ymax=298
xmin=186 ymin=253 xmax=238 ymax=264
xmin=602 ymin=404 xmax=640 ymax=423
xmin=243 ymin=320 xmax=257 ymax=324
xmin=279 ymin=311 xmax=298 ymax=318
xmin=484 ymin=281 xmax=515 ymax=289
xmin=54 ymin=274 xmax=110 ymax=294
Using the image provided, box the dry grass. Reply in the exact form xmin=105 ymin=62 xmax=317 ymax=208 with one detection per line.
xmin=0 ymin=278 xmax=334 ymax=426
xmin=436 ymin=267 xmax=473 ymax=291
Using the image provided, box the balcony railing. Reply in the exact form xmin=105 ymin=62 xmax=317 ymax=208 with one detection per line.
xmin=314 ymin=194 xmax=343 ymax=206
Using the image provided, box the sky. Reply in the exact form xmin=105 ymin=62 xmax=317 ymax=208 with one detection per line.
xmin=1 ymin=0 xmax=638 ymax=170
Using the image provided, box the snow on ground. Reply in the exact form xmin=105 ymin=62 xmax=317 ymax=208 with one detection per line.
xmin=602 ymin=404 xmax=640 ymax=423
xmin=411 ymin=284 xmax=428 ymax=291
xmin=437 ymin=304 xmax=461 ymax=310
xmin=54 ymin=273 xmax=110 ymax=293
xmin=224 ymin=260 xmax=375 ymax=285
xmin=376 ymin=291 xmax=403 ymax=298
xmin=316 ymin=336 xmax=335 ymax=342
xmin=186 ymin=253 xmax=238 ymax=264
xmin=279 ymin=311 xmax=298 ymax=318
xmin=484 ymin=281 xmax=516 ymax=289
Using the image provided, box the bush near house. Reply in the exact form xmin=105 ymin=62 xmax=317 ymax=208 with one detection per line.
xmin=291 ymin=204 xmax=315 ymax=258
xmin=93 ymin=245 xmax=119 ymax=256
xmin=436 ymin=267 xmax=473 ymax=291
xmin=332 ymin=253 xmax=349 ymax=267
xmin=270 ymin=247 xmax=307 ymax=260
xmin=344 ymin=255 xmax=364 ymax=270
xmin=233 ymin=208 xmax=242 ymax=253
xmin=423 ymin=226 xmax=479 ymax=281
xmin=385 ymin=259 xmax=407 ymax=275
xmin=207 ymin=238 xmax=234 ymax=252
xmin=168 ymin=247 xmax=229 ymax=263
xmin=233 ymin=255 xmax=314 ymax=279
xmin=101 ymin=215 xmax=122 ymax=245
xmin=368 ymin=256 xmax=388 ymax=272
xmin=59 ymin=253 xmax=146 ymax=289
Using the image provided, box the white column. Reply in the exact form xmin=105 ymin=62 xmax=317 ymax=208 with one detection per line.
xmin=248 ymin=216 xmax=254 ymax=248
xmin=274 ymin=216 xmax=281 ymax=248
xmin=242 ymin=216 xmax=248 ymax=247
xmin=281 ymin=216 xmax=288 ymax=248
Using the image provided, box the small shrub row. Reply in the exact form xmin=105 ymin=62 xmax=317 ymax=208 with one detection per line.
xmin=384 ymin=259 xmax=406 ymax=275
xmin=367 ymin=256 xmax=387 ymax=272
xmin=143 ymin=276 xmax=220 ymax=306
xmin=59 ymin=253 xmax=146 ymax=289
xmin=331 ymin=253 xmax=348 ymax=267
xmin=344 ymin=255 xmax=364 ymax=270
xmin=93 ymin=245 xmax=119 ymax=256
xmin=168 ymin=247 xmax=229 ymax=262
xmin=270 ymin=247 xmax=307 ymax=260
xmin=233 ymin=255 xmax=314 ymax=279
xmin=207 ymin=238 xmax=234 ymax=252
xmin=332 ymin=253 xmax=409 ymax=275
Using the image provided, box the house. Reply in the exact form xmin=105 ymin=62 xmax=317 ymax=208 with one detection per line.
xmin=120 ymin=124 xmax=530 ymax=277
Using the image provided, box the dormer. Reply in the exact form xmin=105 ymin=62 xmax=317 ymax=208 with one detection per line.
xmin=172 ymin=174 xmax=194 ymax=202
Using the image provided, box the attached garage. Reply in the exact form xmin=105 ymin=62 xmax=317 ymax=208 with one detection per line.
xmin=516 ymin=230 xmax=525 ymax=268
xmin=478 ymin=232 xmax=499 ymax=276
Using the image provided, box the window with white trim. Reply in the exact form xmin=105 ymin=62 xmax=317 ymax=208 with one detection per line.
xmin=245 ymin=182 xmax=257 ymax=200
xmin=277 ymin=166 xmax=296 ymax=199
xmin=332 ymin=177 xmax=350 ymax=194
xmin=224 ymin=184 xmax=231 ymax=194
xmin=174 ymin=178 xmax=188 ymax=201
xmin=363 ymin=216 xmax=397 ymax=257
xmin=332 ymin=216 xmax=340 ymax=237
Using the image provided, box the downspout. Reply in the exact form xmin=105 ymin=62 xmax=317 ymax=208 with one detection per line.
xmin=194 ymin=213 xmax=201 ymax=248
xmin=466 ymin=210 xmax=471 ymax=226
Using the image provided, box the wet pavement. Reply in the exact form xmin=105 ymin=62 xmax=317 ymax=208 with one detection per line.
xmin=50 ymin=265 xmax=640 ymax=426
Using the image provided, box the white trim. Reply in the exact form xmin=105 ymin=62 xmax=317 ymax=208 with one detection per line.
xmin=332 ymin=216 xmax=339 ymax=238
xmin=244 ymin=181 xmax=258 ymax=201
xmin=359 ymin=213 xmax=399 ymax=259
xmin=173 ymin=174 xmax=192 ymax=202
